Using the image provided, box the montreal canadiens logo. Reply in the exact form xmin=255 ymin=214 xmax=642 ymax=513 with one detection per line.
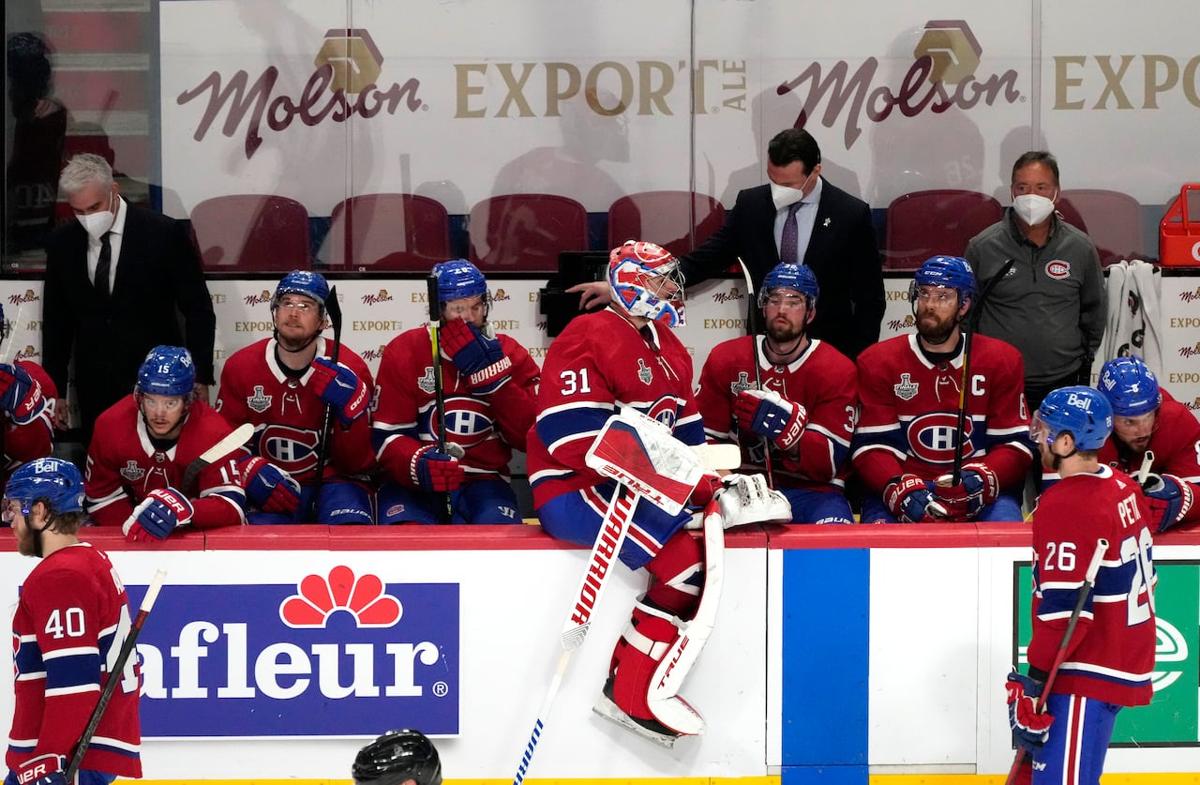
xmin=643 ymin=395 xmax=679 ymax=429
xmin=261 ymin=424 xmax=319 ymax=475
xmin=428 ymin=396 xmax=494 ymax=448
xmin=1045 ymin=260 xmax=1071 ymax=280
xmin=280 ymin=565 xmax=402 ymax=629
xmin=906 ymin=413 xmax=974 ymax=464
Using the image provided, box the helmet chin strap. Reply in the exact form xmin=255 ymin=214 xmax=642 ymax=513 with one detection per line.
xmin=763 ymin=331 xmax=805 ymax=364
xmin=273 ymin=327 xmax=322 ymax=354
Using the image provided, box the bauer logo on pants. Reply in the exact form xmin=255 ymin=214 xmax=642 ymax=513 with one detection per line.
xmin=127 ymin=566 xmax=460 ymax=738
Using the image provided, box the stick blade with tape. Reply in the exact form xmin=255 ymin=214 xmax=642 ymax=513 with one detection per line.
xmin=180 ymin=422 xmax=254 ymax=496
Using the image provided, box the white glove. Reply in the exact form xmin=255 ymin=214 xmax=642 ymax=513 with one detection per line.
xmin=716 ymin=473 xmax=792 ymax=528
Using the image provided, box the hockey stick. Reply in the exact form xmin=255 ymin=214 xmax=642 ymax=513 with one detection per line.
xmin=305 ymin=285 xmax=343 ymax=521
xmin=949 ymin=258 xmax=1015 ymax=485
xmin=1005 ymin=537 xmax=1107 ymax=785
xmin=426 ymin=275 xmax=454 ymax=523
xmin=65 ymin=569 xmax=167 ymax=783
xmin=180 ymin=422 xmax=254 ymax=497
xmin=736 ymin=257 xmax=774 ymax=488
xmin=512 ymin=486 xmax=636 ymax=785
xmin=1136 ymin=450 xmax=1156 ymax=487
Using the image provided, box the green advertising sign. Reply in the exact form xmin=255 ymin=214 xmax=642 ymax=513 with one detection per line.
xmin=1014 ymin=560 xmax=1199 ymax=745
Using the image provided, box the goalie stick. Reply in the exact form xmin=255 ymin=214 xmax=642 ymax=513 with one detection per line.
xmin=1005 ymin=538 xmax=1108 ymax=785
xmin=180 ymin=422 xmax=254 ymax=497
xmin=65 ymin=570 xmax=167 ymax=783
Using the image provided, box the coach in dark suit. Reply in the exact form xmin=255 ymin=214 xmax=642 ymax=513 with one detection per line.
xmin=680 ymin=129 xmax=884 ymax=359
xmin=42 ymin=153 xmax=215 ymax=441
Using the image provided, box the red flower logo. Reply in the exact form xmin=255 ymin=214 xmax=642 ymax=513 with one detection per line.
xmin=280 ymin=565 xmax=402 ymax=628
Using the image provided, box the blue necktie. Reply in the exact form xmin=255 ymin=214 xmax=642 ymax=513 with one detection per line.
xmin=780 ymin=202 xmax=802 ymax=264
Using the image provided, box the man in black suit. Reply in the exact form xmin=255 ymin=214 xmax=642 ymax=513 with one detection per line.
xmin=42 ymin=153 xmax=215 ymax=442
xmin=575 ymin=129 xmax=883 ymax=359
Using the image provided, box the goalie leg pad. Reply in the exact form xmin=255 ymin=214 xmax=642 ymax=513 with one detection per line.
xmin=594 ymin=601 xmax=704 ymax=745
xmin=644 ymin=531 xmax=704 ymax=619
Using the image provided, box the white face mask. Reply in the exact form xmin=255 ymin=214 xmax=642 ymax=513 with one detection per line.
xmin=770 ymin=168 xmax=817 ymax=211
xmin=76 ymin=191 xmax=116 ymax=241
xmin=1012 ymin=193 xmax=1056 ymax=226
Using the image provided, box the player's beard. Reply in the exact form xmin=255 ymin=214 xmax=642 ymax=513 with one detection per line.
xmin=764 ymin=318 xmax=805 ymax=362
xmin=916 ymin=308 xmax=959 ymax=346
xmin=15 ymin=522 xmax=40 ymax=557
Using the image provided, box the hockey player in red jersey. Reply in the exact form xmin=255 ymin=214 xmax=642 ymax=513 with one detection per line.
xmin=852 ymin=256 xmax=1031 ymax=522
xmin=1093 ymin=356 xmax=1198 ymax=533
xmin=217 ymin=270 xmax=374 ymax=524
xmin=374 ymin=259 xmax=539 ymax=524
xmin=528 ymin=240 xmax=789 ymax=746
xmin=85 ymin=346 xmax=246 ymax=541
xmin=0 ymin=303 xmax=58 ymax=492
xmin=1006 ymin=386 xmax=1155 ymax=785
xmin=5 ymin=458 xmax=141 ymax=785
xmin=696 ymin=262 xmax=856 ymax=522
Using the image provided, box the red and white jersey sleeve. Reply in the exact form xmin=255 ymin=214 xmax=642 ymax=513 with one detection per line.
xmin=696 ymin=337 xmax=856 ymax=489
xmin=2 ymin=360 xmax=58 ymax=487
xmin=7 ymin=543 xmax=141 ymax=778
xmin=1028 ymin=466 xmax=1157 ymax=707
xmin=851 ymin=333 xmax=1032 ymax=491
xmin=527 ymin=308 xmax=701 ymax=508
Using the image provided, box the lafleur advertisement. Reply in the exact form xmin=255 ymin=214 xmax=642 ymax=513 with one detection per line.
xmin=129 ymin=566 xmax=460 ymax=737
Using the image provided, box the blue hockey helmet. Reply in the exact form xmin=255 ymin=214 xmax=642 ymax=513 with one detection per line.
xmin=911 ymin=256 xmax=976 ymax=305
xmin=1032 ymin=386 xmax=1113 ymax=451
xmin=608 ymin=240 xmax=686 ymax=327
xmin=272 ymin=270 xmax=329 ymax=312
xmin=1098 ymin=356 xmax=1161 ymax=418
xmin=433 ymin=259 xmax=488 ymax=306
xmin=137 ymin=345 xmax=196 ymax=397
xmin=759 ymin=262 xmax=819 ymax=308
xmin=4 ymin=457 xmax=85 ymax=517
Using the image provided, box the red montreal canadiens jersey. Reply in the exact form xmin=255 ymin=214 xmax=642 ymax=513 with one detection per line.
xmin=1 ymin=360 xmax=57 ymax=488
xmin=527 ymin=308 xmax=705 ymax=508
xmin=852 ymin=333 xmax=1032 ymax=492
xmin=8 ymin=543 xmax=141 ymax=777
xmin=696 ymin=337 xmax=856 ymax=490
xmin=1028 ymin=466 xmax=1156 ymax=706
xmin=373 ymin=325 xmax=539 ymax=484
xmin=85 ymin=396 xmax=246 ymax=529
xmin=216 ymin=337 xmax=376 ymax=484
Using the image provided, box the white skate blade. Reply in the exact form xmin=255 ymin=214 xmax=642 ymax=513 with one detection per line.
xmin=592 ymin=694 xmax=681 ymax=749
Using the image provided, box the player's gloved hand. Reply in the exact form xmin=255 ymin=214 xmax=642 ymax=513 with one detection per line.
xmin=1006 ymin=671 xmax=1053 ymax=751
xmin=733 ymin=388 xmax=807 ymax=452
xmin=687 ymin=472 xmax=724 ymax=508
xmin=932 ymin=463 xmax=1000 ymax=520
xmin=884 ymin=474 xmax=945 ymax=523
xmin=0 ymin=362 xmax=46 ymax=425
xmin=14 ymin=753 xmax=69 ymax=785
xmin=410 ymin=444 xmax=464 ymax=492
xmin=439 ymin=318 xmax=512 ymax=394
xmin=238 ymin=456 xmax=301 ymax=516
xmin=123 ymin=487 xmax=194 ymax=542
xmin=715 ymin=473 xmax=792 ymax=528
xmin=309 ymin=358 xmax=369 ymax=425
xmin=1142 ymin=473 xmax=1194 ymax=533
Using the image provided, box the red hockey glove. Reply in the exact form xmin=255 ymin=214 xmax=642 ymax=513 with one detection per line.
xmin=0 ymin=363 xmax=46 ymax=425
xmin=733 ymin=388 xmax=807 ymax=452
xmin=238 ymin=456 xmax=301 ymax=515
xmin=883 ymin=474 xmax=944 ymax=522
xmin=1143 ymin=473 xmax=1194 ymax=533
xmin=309 ymin=358 xmax=369 ymax=425
xmin=1006 ymin=671 xmax=1052 ymax=752
xmin=14 ymin=753 xmax=69 ymax=785
xmin=410 ymin=444 xmax=464 ymax=492
xmin=123 ymin=487 xmax=195 ymax=542
xmin=439 ymin=318 xmax=512 ymax=394
xmin=932 ymin=463 xmax=1000 ymax=520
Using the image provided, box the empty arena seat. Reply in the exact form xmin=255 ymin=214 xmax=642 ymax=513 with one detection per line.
xmin=1056 ymin=189 xmax=1143 ymax=266
xmin=325 ymin=194 xmax=450 ymax=270
xmin=468 ymin=193 xmax=588 ymax=272
xmin=190 ymin=194 xmax=309 ymax=271
xmin=607 ymin=191 xmax=726 ymax=257
xmin=884 ymin=190 xmax=1003 ymax=269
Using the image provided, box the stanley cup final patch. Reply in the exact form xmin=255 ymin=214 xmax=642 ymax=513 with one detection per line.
xmin=893 ymin=373 xmax=919 ymax=400
xmin=246 ymin=385 xmax=273 ymax=413
xmin=1045 ymin=260 xmax=1071 ymax=280
xmin=729 ymin=371 xmax=755 ymax=394
xmin=418 ymin=366 xmax=436 ymax=394
xmin=637 ymin=358 xmax=653 ymax=385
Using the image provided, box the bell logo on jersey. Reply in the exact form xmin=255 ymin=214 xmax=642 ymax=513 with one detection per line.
xmin=119 ymin=460 xmax=146 ymax=482
xmin=429 ymin=397 xmax=494 ymax=448
xmin=894 ymin=373 xmax=919 ymax=401
xmin=246 ymin=385 xmax=273 ymax=413
xmin=261 ymin=424 xmax=320 ymax=475
xmin=907 ymin=412 xmax=975 ymax=464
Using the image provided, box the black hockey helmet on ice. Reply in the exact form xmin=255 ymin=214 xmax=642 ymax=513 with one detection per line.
xmin=352 ymin=728 xmax=442 ymax=785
